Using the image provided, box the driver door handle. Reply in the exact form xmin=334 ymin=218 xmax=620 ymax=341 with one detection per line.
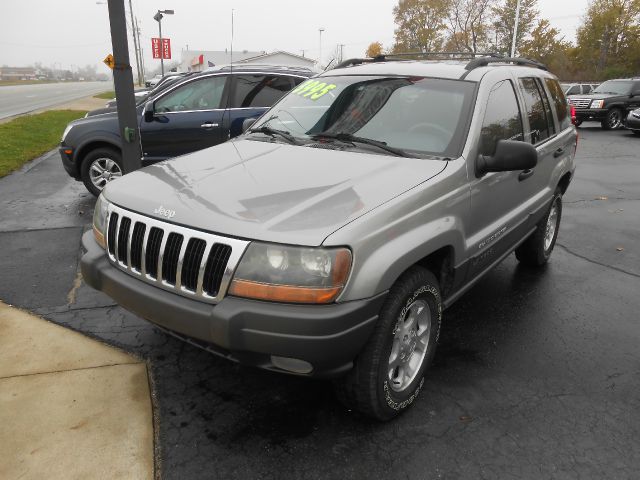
xmin=518 ymin=169 xmax=534 ymax=181
xmin=200 ymin=122 xmax=219 ymax=129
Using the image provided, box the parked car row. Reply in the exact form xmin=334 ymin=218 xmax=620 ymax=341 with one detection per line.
xmin=60 ymin=65 xmax=312 ymax=195
xmin=567 ymin=77 xmax=640 ymax=130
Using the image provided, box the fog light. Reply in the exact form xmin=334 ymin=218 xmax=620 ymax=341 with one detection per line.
xmin=270 ymin=355 xmax=313 ymax=374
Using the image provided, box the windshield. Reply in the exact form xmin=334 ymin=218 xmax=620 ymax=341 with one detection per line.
xmin=592 ymin=80 xmax=633 ymax=95
xmin=249 ymin=75 xmax=476 ymax=158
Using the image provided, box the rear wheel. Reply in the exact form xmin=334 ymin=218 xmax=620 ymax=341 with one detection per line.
xmin=515 ymin=189 xmax=562 ymax=267
xmin=601 ymin=108 xmax=623 ymax=130
xmin=81 ymin=147 xmax=123 ymax=197
xmin=334 ymin=266 xmax=441 ymax=420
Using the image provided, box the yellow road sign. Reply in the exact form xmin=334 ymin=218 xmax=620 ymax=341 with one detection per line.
xmin=103 ymin=54 xmax=115 ymax=69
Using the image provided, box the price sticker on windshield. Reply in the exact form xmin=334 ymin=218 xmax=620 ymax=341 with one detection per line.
xmin=292 ymin=80 xmax=337 ymax=100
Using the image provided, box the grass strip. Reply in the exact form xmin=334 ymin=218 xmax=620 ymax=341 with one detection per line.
xmin=93 ymin=90 xmax=116 ymax=99
xmin=0 ymin=110 xmax=87 ymax=177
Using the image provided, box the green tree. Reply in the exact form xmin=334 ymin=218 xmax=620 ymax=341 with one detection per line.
xmin=519 ymin=19 xmax=572 ymax=76
xmin=574 ymin=0 xmax=640 ymax=79
xmin=392 ymin=0 xmax=451 ymax=53
xmin=492 ymin=0 xmax=539 ymax=55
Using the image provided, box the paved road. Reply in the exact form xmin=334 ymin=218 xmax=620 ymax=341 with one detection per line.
xmin=1 ymin=126 xmax=639 ymax=479
xmin=0 ymin=81 xmax=111 ymax=119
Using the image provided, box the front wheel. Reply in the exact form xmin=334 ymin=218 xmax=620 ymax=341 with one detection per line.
xmin=601 ymin=108 xmax=623 ymax=130
xmin=334 ymin=266 xmax=441 ymax=420
xmin=81 ymin=147 xmax=123 ymax=197
xmin=515 ymin=189 xmax=562 ymax=267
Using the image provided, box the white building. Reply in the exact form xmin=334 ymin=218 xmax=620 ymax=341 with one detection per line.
xmin=181 ymin=50 xmax=318 ymax=72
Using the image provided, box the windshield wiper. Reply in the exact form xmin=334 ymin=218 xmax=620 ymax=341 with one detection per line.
xmin=248 ymin=126 xmax=300 ymax=145
xmin=311 ymin=132 xmax=410 ymax=157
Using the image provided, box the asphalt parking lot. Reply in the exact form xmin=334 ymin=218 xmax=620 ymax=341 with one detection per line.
xmin=1 ymin=125 xmax=639 ymax=479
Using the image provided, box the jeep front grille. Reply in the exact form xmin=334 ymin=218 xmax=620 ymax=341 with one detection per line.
xmin=105 ymin=204 xmax=249 ymax=304
xmin=569 ymin=98 xmax=592 ymax=109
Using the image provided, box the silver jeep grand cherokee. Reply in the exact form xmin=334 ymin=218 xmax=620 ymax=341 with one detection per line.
xmin=82 ymin=55 xmax=577 ymax=420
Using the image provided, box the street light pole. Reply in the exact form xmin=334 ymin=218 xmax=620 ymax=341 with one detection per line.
xmin=154 ymin=9 xmax=174 ymax=77
xmin=128 ymin=0 xmax=142 ymax=85
xmin=319 ymin=28 xmax=325 ymax=68
xmin=510 ymin=0 xmax=522 ymax=57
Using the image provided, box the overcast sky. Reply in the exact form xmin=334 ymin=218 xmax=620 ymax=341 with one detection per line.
xmin=0 ymin=0 xmax=588 ymax=75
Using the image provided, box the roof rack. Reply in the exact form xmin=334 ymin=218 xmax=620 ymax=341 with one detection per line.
xmin=464 ymin=56 xmax=547 ymax=71
xmin=334 ymin=51 xmax=502 ymax=70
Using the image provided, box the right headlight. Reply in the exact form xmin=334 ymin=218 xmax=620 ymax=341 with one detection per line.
xmin=93 ymin=194 xmax=111 ymax=249
xmin=228 ymin=243 xmax=352 ymax=304
xmin=590 ymin=99 xmax=604 ymax=109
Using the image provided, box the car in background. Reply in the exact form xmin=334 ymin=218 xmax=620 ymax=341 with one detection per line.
xmin=60 ymin=66 xmax=313 ymax=195
xmin=625 ymin=108 xmax=640 ymax=135
xmin=568 ymin=78 xmax=640 ymax=129
xmin=560 ymin=82 xmax=598 ymax=96
xmin=145 ymin=71 xmax=183 ymax=88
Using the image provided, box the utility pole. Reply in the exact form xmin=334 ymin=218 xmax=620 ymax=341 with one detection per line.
xmin=135 ymin=17 xmax=145 ymax=81
xmin=106 ymin=0 xmax=141 ymax=173
xmin=338 ymin=44 xmax=345 ymax=64
xmin=318 ymin=28 xmax=325 ymax=67
xmin=510 ymin=0 xmax=522 ymax=57
xmin=128 ymin=0 xmax=142 ymax=85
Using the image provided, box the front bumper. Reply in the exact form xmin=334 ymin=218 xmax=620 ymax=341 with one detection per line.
xmin=80 ymin=231 xmax=386 ymax=378
xmin=58 ymin=144 xmax=78 ymax=179
xmin=574 ymin=108 xmax=607 ymax=121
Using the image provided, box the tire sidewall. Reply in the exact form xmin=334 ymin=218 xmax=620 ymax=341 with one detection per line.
xmin=376 ymin=279 xmax=442 ymax=416
xmin=81 ymin=148 xmax=122 ymax=197
xmin=542 ymin=192 xmax=563 ymax=260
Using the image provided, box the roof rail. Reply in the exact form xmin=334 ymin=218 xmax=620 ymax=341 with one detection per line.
xmin=465 ymin=56 xmax=548 ymax=71
xmin=333 ymin=51 xmax=502 ymax=70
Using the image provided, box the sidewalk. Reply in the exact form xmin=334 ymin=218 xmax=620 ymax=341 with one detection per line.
xmin=0 ymin=302 xmax=154 ymax=479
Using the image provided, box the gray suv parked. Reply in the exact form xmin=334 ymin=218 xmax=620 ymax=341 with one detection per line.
xmin=81 ymin=55 xmax=577 ymax=420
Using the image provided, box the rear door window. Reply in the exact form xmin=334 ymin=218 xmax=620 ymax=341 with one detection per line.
xmin=231 ymin=75 xmax=294 ymax=108
xmin=519 ymin=77 xmax=552 ymax=144
xmin=545 ymin=78 xmax=571 ymax=131
xmin=479 ymin=80 xmax=524 ymax=157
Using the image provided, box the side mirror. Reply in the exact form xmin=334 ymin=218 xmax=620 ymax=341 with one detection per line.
xmin=143 ymin=101 xmax=155 ymax=122
xmin=477 ymin=140 xmax=537 ymax=176
xmin=242 ymin=117 xmax=258 ymax=133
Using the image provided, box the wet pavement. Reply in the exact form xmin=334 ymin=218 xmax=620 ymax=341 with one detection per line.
xmin=1 ymin=126 xmax=639 ymax=479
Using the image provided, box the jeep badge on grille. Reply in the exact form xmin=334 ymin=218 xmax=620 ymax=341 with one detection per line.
xmin=154 ymin=205 xmax=176 ymax=219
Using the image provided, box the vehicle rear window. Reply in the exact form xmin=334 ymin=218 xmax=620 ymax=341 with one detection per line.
xmin=545 ymin=78 xmax=571 ymax=131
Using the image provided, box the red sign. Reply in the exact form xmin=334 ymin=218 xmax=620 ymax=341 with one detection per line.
xmin=161 ymin=38 xmax=171 ymax=59
xmin=151 ymin=38 xmax=161 ymax=59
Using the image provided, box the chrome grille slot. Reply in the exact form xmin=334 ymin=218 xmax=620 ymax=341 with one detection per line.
xmin=181 ymin=238 xmax=207 ymax=291
xmin=107 ymin=212 xmax=119 ymax=256
xmin=161 ymin=233 xmax=184 ymax=285
xmin=104 ymin=204 xmax=249 ymax=304
xmin=203 ymin=243 xmax=232 ymax=297
xmin=569 ymin=98 xmax=591 ymax=109
xmin=145 ymin=227 xmax=164 ymax=279
xmin=130 ymin=222 xmax=146 ymax=271
xmin=117 ymin=217 xmax=131 ymax=263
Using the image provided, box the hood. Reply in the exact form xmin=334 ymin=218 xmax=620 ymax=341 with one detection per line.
xmin=568 ymin=92 xmax=623 ymax=99
xmin=86 ymin=107 xmax=117 ymax=117
xmin=103 ymin=139 xmax=448 ymax=246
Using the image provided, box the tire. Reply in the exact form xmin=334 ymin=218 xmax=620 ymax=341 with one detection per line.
xmin=574 ymin=119 xmax=583 ymax=127
xmin=334 ymin=266 xmax=442 ymax=420
xmin=81 ymin=147 xmax=123 ymax=197
xmin=632 ymin=130 xmax=640 ymax=136
xmin=515 ymin=189 xmax=563 ymax=267
xmin=601 ymin=108 xmax=623 ymax=130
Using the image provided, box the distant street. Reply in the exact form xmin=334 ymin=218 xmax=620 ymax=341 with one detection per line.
xmin=0 ymin=81 xmax=111 ymax=119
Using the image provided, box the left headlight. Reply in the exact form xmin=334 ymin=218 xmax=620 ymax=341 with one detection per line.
xmin=590 ymin=99 xmax=604 ymax=109
xmin=61 ymin=124 xmax=73 ymax=142
xmin=93 ymin=194 xmax=111 ymax=249
xmin=228 ymin=243 xmax=352 ymax=304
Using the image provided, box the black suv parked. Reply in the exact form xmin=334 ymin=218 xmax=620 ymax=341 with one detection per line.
xmin=59 ymin=66 xmax=313 ymax=195
xmin=567 ymin=78 xmax=640 ymax=129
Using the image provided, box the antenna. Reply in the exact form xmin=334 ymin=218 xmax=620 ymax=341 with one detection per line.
xmin=224 ymin=8 xmax=235 ymax=140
